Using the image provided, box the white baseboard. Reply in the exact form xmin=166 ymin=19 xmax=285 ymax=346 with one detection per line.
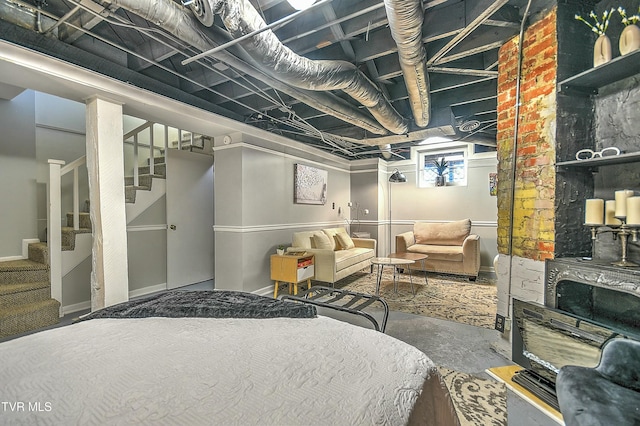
xmin=129 ymin=283 xmax=167 ymax=299
xmin=253 ymin=285 xmax=274 ymax=297
xmin=61 ymin=283 xmax=168 ymax=315
xmin=0 ymin=255 xmax=24 ymax=262
xmin=23 ymin=239 xmax=40 ymax=259
xmin=0 ymin=239 xmax=42 ymax=262
xmin=62 ymin=300 xmax=91 ymax=316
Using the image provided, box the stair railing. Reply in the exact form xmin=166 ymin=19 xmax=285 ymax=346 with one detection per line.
xmin=60 ymin=156 xmax=87 ymax=231
xmin=123 ymin=121 xmax=197 ymax=184
xmin=47 ymin=155 xmax=87 ymax=312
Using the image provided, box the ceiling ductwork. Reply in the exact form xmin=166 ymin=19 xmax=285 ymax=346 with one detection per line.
xmin=190 ymin=0 xmax=408 ymax=135
xmin=107 ymin=0 xmax=389 ymax=136
xmin=384 ymin=0 xmax=430 ymax=128
xmin=0 ymin=0 xmax=537 ymax=158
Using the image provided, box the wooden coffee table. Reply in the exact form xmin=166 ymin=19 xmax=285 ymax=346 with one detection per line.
xmin=388 ymin=252 xmax=429 ymax=285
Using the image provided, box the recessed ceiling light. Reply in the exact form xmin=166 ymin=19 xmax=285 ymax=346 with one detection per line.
xmin=287 ymin=0 xmax=317 ymax=11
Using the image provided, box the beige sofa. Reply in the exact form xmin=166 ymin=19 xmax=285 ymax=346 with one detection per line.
xmin=395 ymin=219 xmax=480 ymax=280
xmin=289 ymin=227 xmax=376 ymax=284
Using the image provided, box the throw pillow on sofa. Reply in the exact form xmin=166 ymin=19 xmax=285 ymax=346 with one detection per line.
xmin=335 ymin=232 xmax=355 ymax=250
xmin=414 ymin=219 xmax=471 ymax=246
xmin=313 ymin=233 xmax=333 ymax=250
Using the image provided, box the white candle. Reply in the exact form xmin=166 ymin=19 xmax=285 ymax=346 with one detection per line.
xmin=585 ymin=199 xmax=604 ymax=225
xmin=627 ymin=197 xmax=640 ymax=225
xmin=614 ymin=190 xmax=633 ymax=218
xmin=605 ymin=200 xmax=622 ymax=225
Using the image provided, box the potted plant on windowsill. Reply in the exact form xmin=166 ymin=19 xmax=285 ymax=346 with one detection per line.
xmin=433 ymin=158 xmax=448 ymax=187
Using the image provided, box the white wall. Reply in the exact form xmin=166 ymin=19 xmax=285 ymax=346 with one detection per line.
xmin=0 ymin=90 xmax=37 ymax=258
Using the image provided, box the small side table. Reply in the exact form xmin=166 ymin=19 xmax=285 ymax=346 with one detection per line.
xmin=270 ymin=254 xmax=315 ymax=298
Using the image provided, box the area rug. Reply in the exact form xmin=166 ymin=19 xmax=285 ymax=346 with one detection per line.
xmin=330 ymin=270 xmax=498 ymax=329
xmin=439 ymin=367 xmax=507 ymax=426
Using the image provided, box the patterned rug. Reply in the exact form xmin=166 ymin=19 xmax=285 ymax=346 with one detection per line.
xmin=439 ymin=367 xmax=507 ymax=426
xmin=329 ymin=269 xmax=498 ymax=329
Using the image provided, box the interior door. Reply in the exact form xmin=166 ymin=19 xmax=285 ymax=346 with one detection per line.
xmin=166 ymin=148 xmax=214 ymax=289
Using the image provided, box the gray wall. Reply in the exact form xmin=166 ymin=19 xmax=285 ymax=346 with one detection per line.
xmin=35 ymin=92 xmax=88 ymax=238
xmin=0 ymin=90 xmax=37 ymax=257
xmin=386 ymin=153 xmax=498 ymax=268
xmin=214 ymin=138 xmax=351 ymax=293
xmin=128 ymin=195 xmax=168 ymax=292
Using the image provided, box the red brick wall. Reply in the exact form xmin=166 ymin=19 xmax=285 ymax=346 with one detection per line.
xmin=496 ymin=8 xmax=558 ymax=261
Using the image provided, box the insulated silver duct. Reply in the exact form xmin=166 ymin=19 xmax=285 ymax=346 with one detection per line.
xmin=105 ymin=0 xmax=388 ymax=135
xmin=193 ymin=0 xmax=408 ymax=135
xmin=384 ymin=0 xmax=430 ymax=127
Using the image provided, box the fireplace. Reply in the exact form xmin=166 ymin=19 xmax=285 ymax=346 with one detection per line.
xmin=512 ymin=258 xmax=640 ymax=409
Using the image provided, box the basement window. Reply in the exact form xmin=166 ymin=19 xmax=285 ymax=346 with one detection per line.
xmin=418 ymin=149 xmax=467 ymax=187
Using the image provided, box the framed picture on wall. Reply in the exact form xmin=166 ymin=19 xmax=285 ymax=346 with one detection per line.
xmin=294 ymin=164 xmax=328 ymax=205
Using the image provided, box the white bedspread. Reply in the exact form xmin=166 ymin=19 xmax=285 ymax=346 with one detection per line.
xmin=0 ymin=316 xmax=456 ymax=425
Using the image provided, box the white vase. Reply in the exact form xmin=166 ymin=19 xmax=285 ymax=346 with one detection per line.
xmin=619 ymin=24 xmax=640 ymax=56
xmin=276 ymin=249 xmax=285 ymax=255
xmin=593 ymin=34 xmax=612 ymax=67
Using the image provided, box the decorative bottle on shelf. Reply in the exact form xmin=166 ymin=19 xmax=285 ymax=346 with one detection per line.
xmin=619 ymin=24 xmax=640 ymax=55
xmin=594 ymin=34 xmax=612 ymax=67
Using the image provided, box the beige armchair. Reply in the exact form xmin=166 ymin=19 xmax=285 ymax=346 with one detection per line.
xmin=395 ymin=219 xmax=480 ymax=280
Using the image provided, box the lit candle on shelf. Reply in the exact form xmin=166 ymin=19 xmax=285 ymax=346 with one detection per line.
xmin=614 ymin=190 xmax=634 ymax=218
xmin=627 ymin=197 xmax=640 ymax=225
xmin=605 ymin=200 xmax=622 ymax=225
xmin=585 ymin=199 xmax=604 ymax=225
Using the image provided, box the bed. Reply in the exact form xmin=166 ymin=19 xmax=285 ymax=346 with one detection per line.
xmin=0 ymin=291 xmax=460 ymax=425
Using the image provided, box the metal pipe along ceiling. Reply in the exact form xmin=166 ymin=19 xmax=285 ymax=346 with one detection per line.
xmin=107 ymin=0 xmax=389 ymax=136
xmin=384 ymin=0 xmax=431 ymax=128
xmin=193 ymin=0 xmax=409 ymax=135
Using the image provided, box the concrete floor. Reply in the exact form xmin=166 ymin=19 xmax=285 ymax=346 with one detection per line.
xmin=384 ymin=311 xmax=559 ymax=426
xmin=2 ymin=280 xmax=560 ymax=425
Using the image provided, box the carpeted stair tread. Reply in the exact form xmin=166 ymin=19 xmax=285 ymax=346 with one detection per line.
xmin=0 ymin=260 xmax=49 ymax=285
xmin=147 ymin=156 xmax=165 ymax=165
xmin=0 ymin=259 xmax=49 ymax=272
xmin=0 ymin=298 xmax=60 ymax=338
xmin=66 ymin=212 xmax=92 ymax=229
xmin=61 ymin=226 xmax=91 ymax=234
xmin=0 ymin=282 xmax=51 ymax=308
xmin=61 ymin=227 xmax=90 ymax=251
xmin=28 ymin=242 xmax=48 ymax=264
xmin=124 ymin=174 xmax=164 ymax=185
xmin=138 ymin=163 xmax=165 ymax=177
xmin=0 ymin=281 xmax=50 ymax=295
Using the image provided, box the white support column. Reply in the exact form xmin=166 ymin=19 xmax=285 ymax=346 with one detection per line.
xmin=85 ymin=96 xmax=129 ymax=311
xmin=48 ymin=159 xmax=65 ymax=315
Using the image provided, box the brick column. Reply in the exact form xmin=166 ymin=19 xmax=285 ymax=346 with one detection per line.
xmin=496 ymin=9 xmax=558 ymax=262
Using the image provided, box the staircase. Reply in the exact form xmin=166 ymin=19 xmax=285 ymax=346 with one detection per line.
xmin=125 ymin=156 xmax=166 ymax=203
xmin=0 ymin=213 xmax=91 ymax=338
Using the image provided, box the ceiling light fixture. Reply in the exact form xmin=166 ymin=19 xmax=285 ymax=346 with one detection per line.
xmin=287 ymin=0 xmax=317 ymax=11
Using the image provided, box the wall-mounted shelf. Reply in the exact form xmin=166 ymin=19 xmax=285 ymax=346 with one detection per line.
xmin=556 ymin=151 xmax=640 ymax=169
xmin=557 ymin=49 xmax=640 ymax=95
